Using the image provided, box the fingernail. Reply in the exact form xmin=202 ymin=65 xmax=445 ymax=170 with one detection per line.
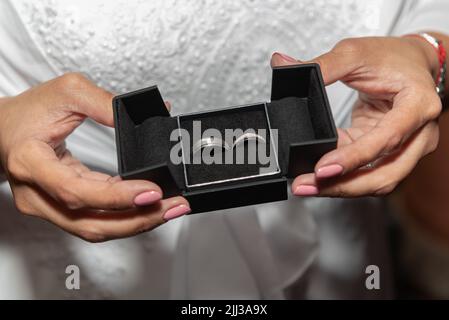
xmin=294 ymin=185 xmax=319 ymax=196
xmin=134 ymin=191 xmax=162 ymax=206
xmin=274 ymin=52 xmax=297 ymax=63
xmin=316 ymin=164 xmax=344 ymax=179
xmin=163 ymin=204 xmax=191 ymax=221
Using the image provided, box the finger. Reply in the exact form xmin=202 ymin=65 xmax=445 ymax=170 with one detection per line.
xmin=291 ymin=173 xmax=319 ymax=196
xmin=310 ymin=49 xmax=361 ymax=85
xmin=80 ymin=171 xmax=114 ymax=182
xmin=315 ymin=89 xmax=439 ymax=179
xmin=79 ymin=197 xmax=190 ymax=241
xmin=59 ymin=149 xmax=91 ymax=174
xmin=294 ymin=122 xmax=438 ymax=197
xmin=271 ymin=41 xmax=362 ymax=85
xmin=310 ymin=127 xmax=364 ymax=179
xmin=51 ymin=74 xmax=173 ymax=128
xmin=20 ymin=141 xmax=164 ymax=210
xmin=66 ymin=197 xmax=190 ymax=242
xmin=24 ymin=186 xmax=190 ymax=242
xmin=59 ymin=150 xmax=114 ymax=181
xmin=271 ymin=52 xmax=301 ymax=67
xmin=49 ymin=73 xmax=115 ymax=127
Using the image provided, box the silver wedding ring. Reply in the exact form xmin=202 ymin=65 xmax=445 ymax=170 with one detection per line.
xmin=364 ymin=162 xmax=375 ymax=170
xmin=192 ymin=133 xmax=267 ymax=155
xmin=192 ymin=137 xmax=231 ymax=155
xmin=232 ymin=133 xmax=266 ymax=149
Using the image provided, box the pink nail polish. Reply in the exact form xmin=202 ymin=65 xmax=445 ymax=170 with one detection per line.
xmin=134 ymin=191 xmax=162 ymax=206
xmin=275 ymin=52 xmax=298 ymax=63
xmin=316 ymin=164 xmax=344 ymax=179
xmin=163 ymin=204 xmax=191 ymax=221
xmin=294 ymin=185 xmax=319 ymax=196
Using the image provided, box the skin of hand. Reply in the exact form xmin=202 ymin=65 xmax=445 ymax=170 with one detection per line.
xmin=271 ymin=36 xmax=443 ymax=198
xmin=0 ymin=73 xmax=190 ymax=242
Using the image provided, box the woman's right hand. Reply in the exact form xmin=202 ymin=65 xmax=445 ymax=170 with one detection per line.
xmin=0 ymin=73 xmax=190 ymax=242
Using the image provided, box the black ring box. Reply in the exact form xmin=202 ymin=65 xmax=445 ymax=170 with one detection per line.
xmin=113 ymin=64 xmax=337 ymax=213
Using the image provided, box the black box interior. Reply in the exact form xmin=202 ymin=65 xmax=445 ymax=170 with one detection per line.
xmin=178 ymin=103 xmax=280 ymax=187
xmin=113 ymin=64 xmax=337 ymax=213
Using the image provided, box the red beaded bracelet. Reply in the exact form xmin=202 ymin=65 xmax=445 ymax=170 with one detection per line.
xmin=406 ymin=33 xmax=446 ymax=99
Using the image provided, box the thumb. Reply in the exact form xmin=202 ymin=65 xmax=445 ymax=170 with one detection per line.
xmin=310 ymin=50 xmax=360 ymax=86
xmin=271 ymin=47 xmax=359 ymax=86
xmin=56 ymin=74 xmax=171 ymax=128
xmin=271 ymin=52 xmax=302 ymax=68
xmin=51 ymin=73 xmax=116 ymax=127
xmin=77 ymin=85 xmax=115 ymax=127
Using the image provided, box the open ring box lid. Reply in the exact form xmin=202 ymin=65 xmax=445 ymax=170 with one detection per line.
xmin=113 ymin=64 xmax=337 ymax=213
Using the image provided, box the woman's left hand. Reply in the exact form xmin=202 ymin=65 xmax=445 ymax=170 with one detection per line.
xmin=271 ymin=36 xmax=443 ymax=197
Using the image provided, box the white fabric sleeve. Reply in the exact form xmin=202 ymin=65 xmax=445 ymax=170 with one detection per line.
xmin=394 ymin=0 xmax=449 ymax=35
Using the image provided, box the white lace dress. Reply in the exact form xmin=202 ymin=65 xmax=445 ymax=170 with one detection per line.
xmin=0 ymin=0 xmax=447 ymax=299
